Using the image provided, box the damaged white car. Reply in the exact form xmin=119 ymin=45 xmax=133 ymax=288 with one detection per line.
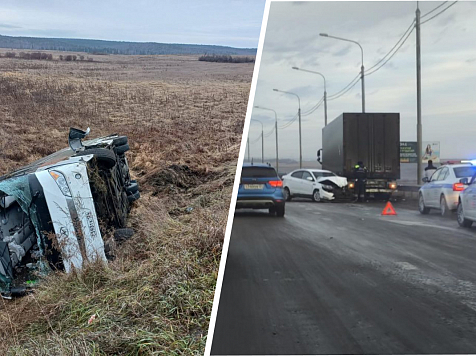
xmin=282 ymin=169 xmax=351 ymax=202
xmin=0 ymin=128 xmax=139 ymax=297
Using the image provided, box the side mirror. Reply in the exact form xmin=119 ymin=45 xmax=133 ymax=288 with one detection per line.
xmin=460 ymin=178 xmax=469 ymax=185
xmin=422 ymin=177 xmax=429 ymax=183
xmin=306 ymin=176 xmax=314 ymax=182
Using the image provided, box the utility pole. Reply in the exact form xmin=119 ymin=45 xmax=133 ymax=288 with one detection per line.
xmin=261 ymin=128 xmax=264 ymax=163
xmin=298 ymin=107 xmax=302 ymax=168
xmin=247 ymin=136 xmax=250 ymax=162
xmin=416 ymin=3 xmax=422 ymax=185
xmin=254 ymin=106 xmax=279 ymax=172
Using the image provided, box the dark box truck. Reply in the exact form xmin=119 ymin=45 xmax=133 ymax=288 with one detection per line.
xmin=317 ymin=113 xmax=400 ymax=199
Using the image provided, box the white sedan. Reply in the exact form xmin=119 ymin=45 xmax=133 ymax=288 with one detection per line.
xmin=419 ymin=164 xmax=476 ymax=216
xmin=457 ymin=172 xmax=476 ymax=227
xmin=282 ymin=169 xmax=348 ymax=202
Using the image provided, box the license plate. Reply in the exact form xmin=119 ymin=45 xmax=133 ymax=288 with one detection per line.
xmin=244 ymin=184 xmax=264 ymax=190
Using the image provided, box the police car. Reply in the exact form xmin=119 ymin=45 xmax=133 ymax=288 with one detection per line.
xmin=419 ymin=163 xmax=476 ymax=216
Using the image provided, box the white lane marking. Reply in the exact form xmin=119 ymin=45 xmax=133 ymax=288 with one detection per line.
xmin=395 ymin=262 xmax=418 ymax=270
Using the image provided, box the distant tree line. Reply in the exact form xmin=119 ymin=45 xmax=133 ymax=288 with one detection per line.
xmin=198 ymin=54 xmax=255 ymax=63
xmin=1 ymin=51 xmax=94 ymax=62
xmin=0 ymin=34 xmax=257 ymax=56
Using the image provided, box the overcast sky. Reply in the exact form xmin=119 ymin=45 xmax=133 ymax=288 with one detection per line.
xmin=0 ymin=0 xmax=265 ymax=48
xmin=248 ymin=1 xmax=476 ymax=161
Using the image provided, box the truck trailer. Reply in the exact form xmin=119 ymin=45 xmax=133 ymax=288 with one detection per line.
xmin=317 ymin=113 xmax=400 ymax=199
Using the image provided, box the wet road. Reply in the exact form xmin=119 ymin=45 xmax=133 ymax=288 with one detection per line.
xmin=211 ymin=201 xmax=476 ymax=355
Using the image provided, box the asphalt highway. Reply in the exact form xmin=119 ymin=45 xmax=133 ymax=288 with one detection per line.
xmin=211 ymin=200 xmax=476 ymax=355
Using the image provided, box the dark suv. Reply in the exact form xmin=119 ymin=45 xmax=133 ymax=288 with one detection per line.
xmin=236 ymin=163 xmax=285 ymax=217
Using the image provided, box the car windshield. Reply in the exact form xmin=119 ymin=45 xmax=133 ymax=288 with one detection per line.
xmin=241 ymin=166 xmax=278 ymax=178
xmin=454 ymin=166 xmax=476 ymax=178
xmin=313 ymin=171 xmax=335 ymax=178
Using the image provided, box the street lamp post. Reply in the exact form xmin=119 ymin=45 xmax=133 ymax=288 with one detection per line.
xmin=247 ymin=135 xmax=250 ymax=162
xmin=320 ymin=33 xmax=365 ymax=113
xmin=254 ymin=106 xmax=279 ymax=173
xmin=292 ymin=66 xmax=328 ymax=126
xmin=273 ymin=89 xmax=302 ymax=168
xmin=251 ymin=119 xmax=264 ymax=163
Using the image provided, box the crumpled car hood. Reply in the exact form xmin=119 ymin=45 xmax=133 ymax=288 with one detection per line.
xmin=317 ymin=176 xmax=347 ymax=187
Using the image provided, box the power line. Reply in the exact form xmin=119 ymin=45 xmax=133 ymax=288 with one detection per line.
xmin=366 ymin=25 xmax=415 ymax=76
xmin=301 ymin=96 xmax=324 ymax=115
xmin=327 ymin=77 xmax=361 ymax=101
xmin=326 ymin=18 xmax=416 ymax=101
xmin=421 ymin=1 xmax=458 ymax=25
xmin=327 ymin=73 xmax=360 ymax=99
xmin=366 ymin=19 xmax=415 ymax=72
xmin=264 ymin=125 xmax=275 ymax=137
xmin=279 ymin=112 xmax=299 ymax=129
xmin=302 ymin=97 xmax=324 ymax=117
xmin=421 ymin=1 xmax=448 ymax=18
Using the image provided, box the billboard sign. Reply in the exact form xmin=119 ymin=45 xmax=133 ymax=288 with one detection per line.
xmin=400 ymin=141 xmax=440 ymax=163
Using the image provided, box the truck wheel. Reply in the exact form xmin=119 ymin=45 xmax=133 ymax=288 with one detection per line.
xmin=312 ymin=189 xmax=321 ymax=202
xmin=276 ymin=205 xmax=285 ymax=217
xmin=284 ymin=187 xmax=292 ymax=201
xmin=419 ymin=193 xmax=430 ymax=214
xmin=74 ymin=148 xmax=116 ymax=168
xmin=440 ymin=195 xmax=450 ymax=217
xmin=457 ymin=202 xmax=473 ymax=228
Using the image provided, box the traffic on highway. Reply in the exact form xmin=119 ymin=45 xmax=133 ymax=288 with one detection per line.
xmin=210 ymin=1 xmax=476 ymax=354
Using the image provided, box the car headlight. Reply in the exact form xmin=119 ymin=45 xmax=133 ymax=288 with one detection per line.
xmin=322 ymin=184 xmax=333 ymax=191
xmin=49 ymin=170 xmax=72 ymax=197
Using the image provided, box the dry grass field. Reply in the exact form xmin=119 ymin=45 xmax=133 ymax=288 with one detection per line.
xmin=0 ymin=50 xmax=252 ymax=355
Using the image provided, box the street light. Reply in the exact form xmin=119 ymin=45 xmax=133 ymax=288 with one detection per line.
xmin=273 ymin=89 xmax=302 ymax=168
xmin=254 ymin=105 xmax=279 ymax=173
xmin=251 ymin=118 xmax=264 ymax=163
xmin=320 ymin=33 xmax=365 ymax=113
xmin=292 ymin=66 xmax=328 ymax=126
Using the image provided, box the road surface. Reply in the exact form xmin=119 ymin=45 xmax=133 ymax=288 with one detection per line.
xmin=211 ymin=201 xmax=476 ymax=355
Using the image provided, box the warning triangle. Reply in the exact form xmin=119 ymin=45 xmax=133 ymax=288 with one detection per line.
xmin=381 ymin=201 xmax=397 ymax=216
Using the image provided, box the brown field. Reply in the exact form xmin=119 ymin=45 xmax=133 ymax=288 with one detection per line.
xmin=0 ymin=51 xmax=252 ymax=355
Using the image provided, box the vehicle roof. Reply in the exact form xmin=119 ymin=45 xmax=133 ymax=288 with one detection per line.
xmin=291 ymin=168 xmax=332 ymax=173
xmin=441 ymin=164 xmax=473 ymax=169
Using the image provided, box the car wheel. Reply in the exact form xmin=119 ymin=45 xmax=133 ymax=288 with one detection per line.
xmin=276 ymin=205 xmax=285 ymax=217
xmin=284 ymin=187 xmax=292 ymax=201
xmin=312 ymin=189 xmax=321 ymax=202
xmin=127 ymin=191 xmax=140 ymax=203
xmin=457 ymin=202 xmax=473 ymax=228
xmin=419 ymin=193 xmax=430 ymax=214
xmin=269 ymin=207 xmax=276 ymax=215
xmin=115 ymin=143 xmax=130 ymax=155
xmin=126 ymin=181 xmax=139 ymax=195
xmin=113 ymin=136 xmax=128 ymax=146
xmin=74 ymin=148 xmax=116 ymax=168
xmin=440 ymin=195 xmax=450 ymax=217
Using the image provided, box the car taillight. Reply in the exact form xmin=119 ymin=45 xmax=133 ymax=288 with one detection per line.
xmin=269 ymin=180 xmax=283 ymax=187
xmin=453 ymin=183 xmax=465 ymax=191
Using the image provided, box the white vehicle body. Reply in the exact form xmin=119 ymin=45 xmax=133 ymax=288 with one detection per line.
xmin=457 ymin=172 xmax=476 ymax=227
xmin=282 ymin=169 xmax=348 ymax=202
xmin=419 ymin=164 xmax=476 ymax=216
xmin=35 ymin=156 xmax=106 ymax=271
xmin=1 ymin=131 xmax=137 ymax=295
